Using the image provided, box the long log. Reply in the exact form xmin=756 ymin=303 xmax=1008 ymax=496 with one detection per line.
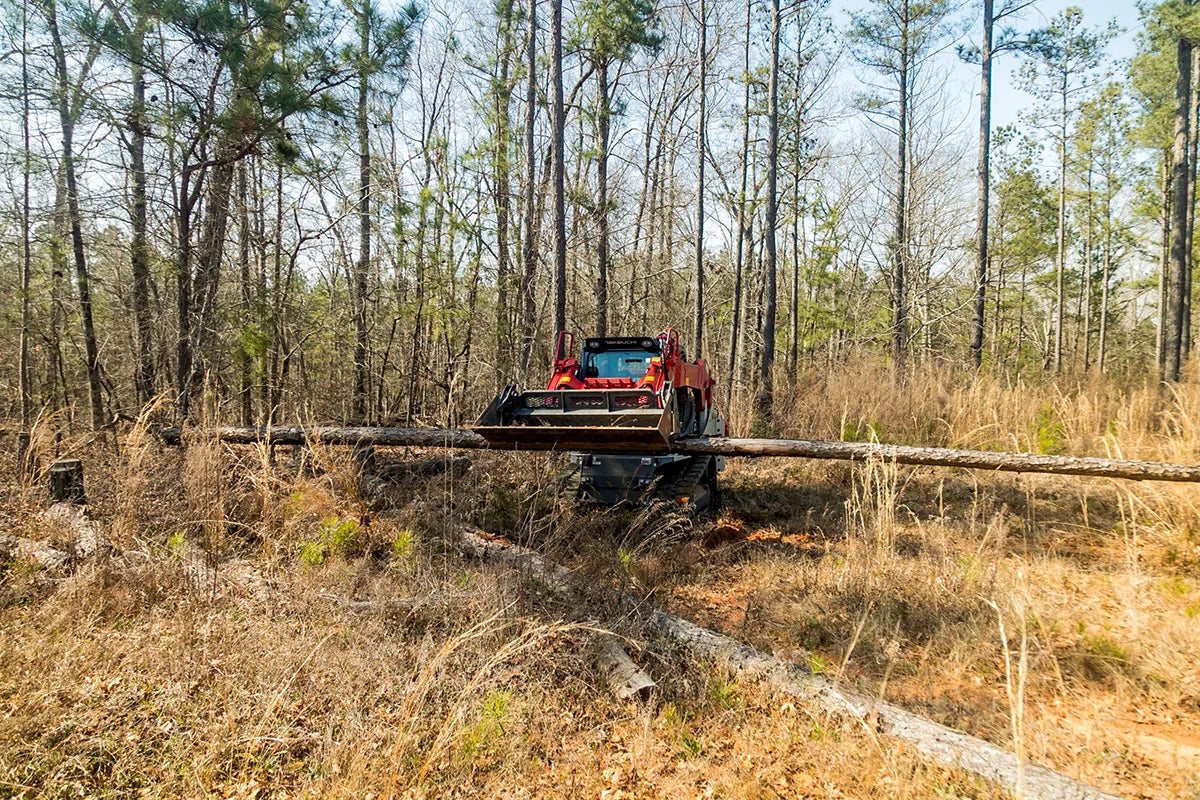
xmin=159 ymin=425 xmax=488 ymax=449
xmin=679 ymin=437 xmax=1200 ymax=482
xmin=447 ymin=524 xmax=1122 ymax=800
xmin=161 ymin=425 xmax=1200 ymax=483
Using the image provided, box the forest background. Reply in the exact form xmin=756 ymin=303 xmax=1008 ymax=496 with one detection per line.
xmin=1 ymin=0 xmax=1195 ymax=440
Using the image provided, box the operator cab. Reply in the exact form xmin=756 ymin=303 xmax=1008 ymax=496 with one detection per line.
xmin=582 ymin=337 xmax=660 ymax=381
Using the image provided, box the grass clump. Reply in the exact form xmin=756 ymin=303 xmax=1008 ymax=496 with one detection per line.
xmin=297 ymin=515 xmax=362 ymax=566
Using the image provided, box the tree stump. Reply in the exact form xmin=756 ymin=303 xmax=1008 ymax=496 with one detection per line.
xmin=48 ymin=458 xmax=85 ymax=505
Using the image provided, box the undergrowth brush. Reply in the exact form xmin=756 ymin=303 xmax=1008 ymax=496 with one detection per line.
xmin=3 ymin=362 xmax=1200 ymax=796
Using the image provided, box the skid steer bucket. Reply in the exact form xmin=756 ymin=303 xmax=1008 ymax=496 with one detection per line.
xmin=473 ymin=387 xmax=674 ymax=453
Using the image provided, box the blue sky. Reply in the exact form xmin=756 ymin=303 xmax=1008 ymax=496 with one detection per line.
xmin=828 ymin=0 xmax=1144 ymax=133
xmin=988 ymin=0 xmax=1142 ymax=130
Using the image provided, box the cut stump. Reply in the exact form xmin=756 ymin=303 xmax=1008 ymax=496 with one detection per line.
xmin=48 ymin=458 xmax=85 ymax=504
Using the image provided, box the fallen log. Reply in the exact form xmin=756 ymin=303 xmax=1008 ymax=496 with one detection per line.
xmin=593 ymin=635 xmax=656 ymax=701
xmin=162 ymin=425 xmax=1200 ymax=484
xmin=160 ymin=426 xmax=487 ymax=449
xmin=447 ymin=524 xmax=1122 ymax=800
xmin=677 ymin=437 xmax=1200 ymax=482
xmin=375 ymin=456 xmax=473 ymax=481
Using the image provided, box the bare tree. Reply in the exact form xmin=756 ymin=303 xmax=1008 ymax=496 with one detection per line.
xmin=519 ymin=0 xmax=539 ymax=378
xmin=1166 ymin=12 xmax=1193 ymax=382
xmin=963 ymin=0 xmax=1035 ymax=369
xmin=551 ymin=0 xmax=567 ymax=336
xmin=43 ymin=0 xmax=106 ymax=430
xmin=755 ymin=0 xmax=780 ymax=426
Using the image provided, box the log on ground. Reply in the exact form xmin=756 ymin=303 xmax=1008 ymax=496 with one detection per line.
xmin=446 ymin=524 xmax=1122 ymax=800
xmin=674 ymin=436 xmax=1200 ymax=482
xmin=375 ymin=456 xmax=473 ymax=481
xmin=160 ymin=426 xmax=1200 ymax=484
xmin=593 ymin=635 xmax=656 ymax=701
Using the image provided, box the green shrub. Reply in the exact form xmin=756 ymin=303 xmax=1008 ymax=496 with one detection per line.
xmin=297 ymin=540 xmax=326 ymax=566
xmin=318 ymin=516 xmax=360 ymax=553
xmin=392 ymin=528 xmax=415 ymax=559
xmin=1032 ymin=405 xmax=1067 ymax=455
xmin=842 ymin=418 xmax=881 ymax=443
xmin=297 ymin=515 xmax=361 ymax=566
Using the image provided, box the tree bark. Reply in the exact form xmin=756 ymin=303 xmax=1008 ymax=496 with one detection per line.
xmin=448 ymin=524 xmax=1123 ymax=800
xmin=46 ymin=0 xmax=105 ymax=430
xmin=18 ymin=4 xmax=32 ymax=471
xmin=519 ymin=0 xmax=539 ymax=380
xmin=354 ymin=1 xmax=372 ymax=421
xmin=239 ymin=161 xmax=253 ymax=425
xmin=1186 ymin=45 xmax=1199 ymax=360
xmin=727 ymin=0 xmax=752 ymax=402
xmin=970 ymin=0 xmax=993 ymax=370
xmin=787 ymin=22 xmax=803 ymax=377
xmin=1053 ymin=63 xmax=1068 ymax=375
xmin=1166 ymin=31 xmax=1193 ymax=383
xmin=891 ymin=0 xmax=910 ymax=379
xmin=692 ymin=0 xmax=707 ymax=355
xmin=551 ymin=0 xmax=567 ymax=336
xmin=755 ymin=0 xmax=781 ymax=426
xmin=494 ymin=0 xmax=516 ymax=381
xmin=596 ymin=60 xmax=611 ymax=337
xmin=189 ymin=155 xmax=236 ymax=396
xmin=129 ymin=16 xmax=154 ymax=405
xmin=1098 ymin=177 xmax=1112 ymax=374
xmin=594 ymin=635 xmax=655 ymax=701
xmin=1158 ymin=153 xmax=1171 ymax=380
xmin=1082 ymin=167 xmax=1094 ymax=370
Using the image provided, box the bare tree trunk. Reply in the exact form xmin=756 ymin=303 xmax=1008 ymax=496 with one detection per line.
xmin=173 ymin=426 xmax=1200 ymax=484
xmin=727 ymin=0 xmax=752 ymax=402
xmin=354 ymin=4 xmax=372 ymax=421
xmin=129 ymin=17 xmax=154 ymax=405
xmin=1185 ymin=46 xmax=1199 ymax=360
xmin=494 ymin=0 xmax=515 ymax=381
xmin=269 ymin=157 xmax=285 ymax=421
xmin=406 ymin=153 xmax=431 ymax=425
xmin=756 ymin=0 xmax=780 ymax=427
xmin=46 ymin=0 xmax=105 ymax=430
xmin=787 ymin=25 xmax=802 ymax=378
xmin=891 ymin=0 xmax=910 ymax=379
xmin=176 ymin=171 xmax=195 ymax=416
xmin=49 ymin=168 xmax=69 ymax=415
xmin=1053 ymin=64 xmax=1068 ymax=374
xmin=519 ymin=0 xmax=539 ymax=380
xmin=18 ymin=4 xmax=32 ymax=470
xmin=1166 ymin=31 xmax=1193 ymax=383
xmin=1158 ymin=153 xmax=1170 ymax=379
xmin=693 ymin=0 xmax=707 ymax=354
xmin=1098 ymin=184 xmax=1111 ymax=374
xmin=970 ymin=0 xmax=993 ymax=370
xmin=596 ymin=60 xmax=611 ymax=337
xmin=551 ymin=0 xmax=567 ymax=336
xmin=1083 ymin=167 xmax=1094 ymax=370
xmin=238 ymin=161 xmax=253 ymax=425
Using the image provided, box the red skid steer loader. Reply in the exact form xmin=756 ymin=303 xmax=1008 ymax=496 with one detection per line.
xmin=474 ymin=329 xmax=726 ymax=510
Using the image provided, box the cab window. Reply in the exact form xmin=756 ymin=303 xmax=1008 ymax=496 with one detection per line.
xmin=584 ymin=350 xmax=654 ymax=379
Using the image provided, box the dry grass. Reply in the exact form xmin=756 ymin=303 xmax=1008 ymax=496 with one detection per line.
xmin=0 ymin=417 xmax=987 ymax=799
xmin=671 ymin=361 xmax=1200 ymax=799
xmin=4 ymin=362 xmax=1200 ymax=796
